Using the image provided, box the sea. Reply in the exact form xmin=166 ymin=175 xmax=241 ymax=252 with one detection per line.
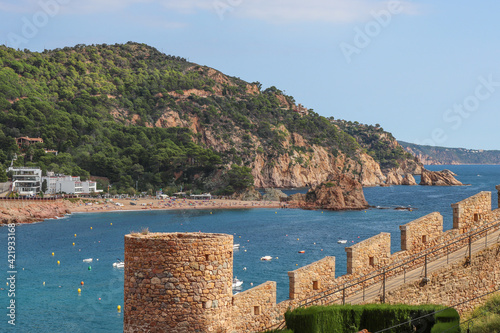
xmin=1 ymin=165 xmax=499 ymax=332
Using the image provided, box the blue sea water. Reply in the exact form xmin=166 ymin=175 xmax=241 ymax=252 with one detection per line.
xmin=1 ymin=165 xmax=499 ymax=332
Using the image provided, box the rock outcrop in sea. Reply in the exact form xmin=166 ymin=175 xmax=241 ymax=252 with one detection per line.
xmin=401 ymin=174 xmax=418 ymax=185
xmin=419 ymin=170 xmax=463 ymax=186
xmin=296 ymin=174 xmax=369 ymax=211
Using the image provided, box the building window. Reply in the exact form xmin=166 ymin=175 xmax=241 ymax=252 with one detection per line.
xmin=474 ymin=213 xmax=479 ymax=222
xmin=313 ymin=280 xmax=320 ymax=290
xmin=253 ymin=306 xmax=261 ymax=315
xmin=422 ymin=235 xmax=427 ymax=244
xmin=369 ymin=256 xmax=375 ymax=267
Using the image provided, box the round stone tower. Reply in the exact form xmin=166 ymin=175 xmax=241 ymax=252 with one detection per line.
xmin=124 ymin=232 xmax=233 ymax=333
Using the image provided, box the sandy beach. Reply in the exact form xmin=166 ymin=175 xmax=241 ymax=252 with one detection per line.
xmin=0 ymin=197 xmax=282 ymax=225
xmin=70 ymin=197 xmax=281 ymax=213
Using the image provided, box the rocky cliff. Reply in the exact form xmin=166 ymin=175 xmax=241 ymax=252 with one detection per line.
xmin=297 ymin=174 xmax=369 ymax=210
xmin=0 ymin=201 xmax=72 ymax=224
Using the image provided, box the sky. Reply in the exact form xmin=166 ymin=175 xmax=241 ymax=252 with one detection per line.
xmin=1 ymin=0 xmax=500 ymax=150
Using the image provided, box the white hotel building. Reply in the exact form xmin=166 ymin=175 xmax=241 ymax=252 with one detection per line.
xmin=8 ymin=167 xmax=42 ymax=196
xmin=8 ymin=167 xmax=101 ymax=195
xmin=43 ymin=174 xmax=101 ymax=195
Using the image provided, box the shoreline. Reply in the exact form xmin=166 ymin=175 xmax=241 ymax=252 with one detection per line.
xmin=0 ymin=198 xmax=282 ymax=225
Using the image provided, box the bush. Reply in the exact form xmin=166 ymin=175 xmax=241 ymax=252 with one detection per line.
xmin=285 ymin=304 xmax=458 ymax=333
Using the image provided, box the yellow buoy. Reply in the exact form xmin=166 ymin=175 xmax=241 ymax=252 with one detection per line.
xmin=297 ymin=238 xmax=299 ymax=241
xmin=90 ymin=227 xmax=92 ymax=230
xmin=110 ymin=223 xmax=112 ymax=225
xmin=78 ymin=288 xmax=81 ymax=293
xmin=322 ymin=211 xmax=323 ymax=213
xmin=210 ymin=212 xmax=212 ymax=214
xmin=43 ymin=281 xmax=45 ymax=285
xmin=275 ymin=212 xmax=277 ymax=214
xmin=74 ymin=234 xmax=77 ymax=237
xmin=117 ymin=305 xmax=121 ymax=312
xmin=296 ymin=264 xmax=298 ymax=266
xmin=52 ymin=252 xmax=54 ymax=256
xmin=57 ymin=261 xmax=60 ymax=265
xmin=72 ymin=242 xmax=75 ymax=246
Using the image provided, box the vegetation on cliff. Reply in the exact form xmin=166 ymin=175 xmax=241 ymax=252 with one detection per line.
xmin=399 ymin=141 xmax=500 ymax=165
xmin=334 ymin=120 xmax=415 ymax=170
xmin=0 ymin=42 xmax=415 ymax=193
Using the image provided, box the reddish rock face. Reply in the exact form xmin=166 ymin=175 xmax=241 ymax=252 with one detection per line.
xmin=420 ymin=169 xmax=463 ymax=186
xmin=299 ymin=174 xmax=369 ymax=211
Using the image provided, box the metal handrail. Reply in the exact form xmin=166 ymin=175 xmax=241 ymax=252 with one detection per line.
xmin=258 ymin=213 xmax=500 ymax=332
xmin=299 ymin=215 xmax=500 ymax=307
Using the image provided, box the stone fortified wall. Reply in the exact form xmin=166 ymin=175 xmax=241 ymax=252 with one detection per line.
xmin=345 ymin=232 xmax=391 ymax=275
xmin=124 ymin=187 xmax=500 ymax=332
xmin=288 ymin=256 xmax=335 ymax=300
xmin=399 ymin=212 xmax=443 ymax=252
xmin=124 ymin=232 xmax=234 ymax=333
xmin=386 ymin=242 xmax=500 ymax=313
xmin=451 ymin=191 xmax=491 ymax=233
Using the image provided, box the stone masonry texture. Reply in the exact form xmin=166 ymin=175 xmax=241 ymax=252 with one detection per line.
xmin=124 ymin=186 xmax=500 ymax=332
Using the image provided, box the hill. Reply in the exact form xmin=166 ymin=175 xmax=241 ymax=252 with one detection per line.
xmin=399 ymin=141 xmax=500 ymax=165
xmin=0 ymin=42 xmax=418 ymax=194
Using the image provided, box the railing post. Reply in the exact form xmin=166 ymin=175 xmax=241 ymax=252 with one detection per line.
xmin=404 ymin=267 xmax=406 ymax=284
xmin=447 ymin=246 xmax=449 ymax=264
xmin=468 ymin=236 xmax=472 ymax=260
xmin=342 ymin=285 xmax=345 ymax=305
xmin=382 ymin=269 xmax=386 ymax=304
xmin=424 ymin=254 xmax=428 ymax=280
xmin=485 ymin=229 xmax=488 ymax=248
xmin=362 ymin=283 xmax=365 ymax=302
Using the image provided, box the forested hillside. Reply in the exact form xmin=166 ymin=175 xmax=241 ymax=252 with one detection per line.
xmin=399 ymin=141 xmax=500 ymax=165
xmin=0 ymin=42 xmax=416 ymax=194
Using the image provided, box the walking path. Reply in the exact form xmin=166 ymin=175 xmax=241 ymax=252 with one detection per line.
xmin=344 ymin=225 xmax=500 ymax=304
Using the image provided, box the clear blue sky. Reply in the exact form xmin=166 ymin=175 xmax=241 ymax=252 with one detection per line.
xmin=1 ymin=0 xmax=500 ymax=150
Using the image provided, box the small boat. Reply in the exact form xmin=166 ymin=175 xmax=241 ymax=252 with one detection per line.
xmin=232 ymin=277 xmax=243 ymax=290
xmin=298 ymin=250 xmax=305 ymax=254
xmin=233 ymin=244 xmax=240 ymax=250
xmin=113 ymin=258 xmax=125 ymax=268
xmin=82 ymin=258 xmax=93 ymax=263
xmin=337 ymin=239 xmax=347 ymax=244
xmin=260 ymin=256 xmax=272 ymax=261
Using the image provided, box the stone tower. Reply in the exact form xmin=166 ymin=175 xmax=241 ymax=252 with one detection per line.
xmin=124 ymin=232 xmax=233 ymax=333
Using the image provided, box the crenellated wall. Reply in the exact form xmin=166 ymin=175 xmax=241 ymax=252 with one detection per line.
xmin=287 ymin=256 xmax=335 ymax=300
xmin=124 ymin=186 xmax=500 ymax=333
xmin=345 ymin=232 xmax=391 ymax=275
xmin=399 ymin=212 xmax=443 ymax=252
xmin=496 ymin=185 xmax=500 ymax=208
xmin=231 ymin=281 xmax=282 ymax=332
xmin=451 ymin=191 xmax=491 ymax=233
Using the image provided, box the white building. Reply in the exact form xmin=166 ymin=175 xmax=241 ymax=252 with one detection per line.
xmin=8 ymin=167 xmax=42 ymax=196
xmin=42 ymin=175 xmax=102 ymax=195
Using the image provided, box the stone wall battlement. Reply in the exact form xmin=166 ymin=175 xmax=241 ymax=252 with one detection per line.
xmin=124 ymin=186 xmax=500 ymax=333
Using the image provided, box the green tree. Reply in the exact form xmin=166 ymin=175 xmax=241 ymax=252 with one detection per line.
xmin=227 ymin=164 xmax=253 ymax=191
xmin=0 ymin=165 xmax=7 ymax=182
